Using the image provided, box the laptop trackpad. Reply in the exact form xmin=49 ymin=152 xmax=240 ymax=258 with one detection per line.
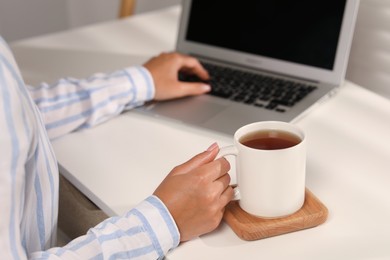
xmin=142 ymin=95 xmax=227 ymax=124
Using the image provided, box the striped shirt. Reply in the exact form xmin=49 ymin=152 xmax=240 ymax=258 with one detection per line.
xmin=0 ymin=36 xmax=179 ymax=259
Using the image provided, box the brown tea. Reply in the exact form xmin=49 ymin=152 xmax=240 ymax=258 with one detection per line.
xmin=239 ymin=129 xmax=301 ymax=150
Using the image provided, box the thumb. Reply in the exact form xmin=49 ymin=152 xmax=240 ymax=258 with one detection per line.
xmin=171 ymin=143 xmax=219 ymax=175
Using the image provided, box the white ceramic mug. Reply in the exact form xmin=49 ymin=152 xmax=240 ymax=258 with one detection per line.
xmin=219 ymin=121 xmax=306 ymax=218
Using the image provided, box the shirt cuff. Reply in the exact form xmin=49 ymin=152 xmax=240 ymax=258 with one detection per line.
xmin=122 ymin=66 xmax=155 ymax=103
xmin=127 ymin=195 xmax=180 ymax=256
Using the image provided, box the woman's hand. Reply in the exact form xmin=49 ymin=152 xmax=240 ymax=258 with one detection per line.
xmin=143 ymin=52 xmax=211 ymax=101
xmin=153 ymin=143 xmax=233 ymax=241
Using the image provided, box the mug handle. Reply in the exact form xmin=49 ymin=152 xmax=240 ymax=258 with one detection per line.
xmin=217 ymin=145 xmax=240 ymax=200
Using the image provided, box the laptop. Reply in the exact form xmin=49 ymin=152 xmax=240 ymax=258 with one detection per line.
xmin=137 ymin=0 xmax=360 ymax=135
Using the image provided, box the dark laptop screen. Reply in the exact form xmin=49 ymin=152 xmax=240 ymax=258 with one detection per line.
xmin=186 ymin=1 xmax=347 ymax=70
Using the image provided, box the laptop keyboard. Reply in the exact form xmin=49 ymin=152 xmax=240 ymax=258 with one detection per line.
xmin=179 ymin=62 xmax=317 ymax=113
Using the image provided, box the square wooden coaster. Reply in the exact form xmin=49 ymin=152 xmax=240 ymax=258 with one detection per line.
xmin=223 ymin=188 xmax=328 ymax=241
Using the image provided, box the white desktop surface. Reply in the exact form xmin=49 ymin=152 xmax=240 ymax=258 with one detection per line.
xmin=11 ymin=5 xmax=390 ymax=260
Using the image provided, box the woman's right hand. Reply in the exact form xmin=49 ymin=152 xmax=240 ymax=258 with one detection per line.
xmin=153 ymin=143 xmax=233 ymax=242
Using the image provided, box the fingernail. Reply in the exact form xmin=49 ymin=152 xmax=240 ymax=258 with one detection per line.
xmin=202 ymin=84 xmax=211 ymax=92
xmin=206 ymin=142 xmax=218 ymax=151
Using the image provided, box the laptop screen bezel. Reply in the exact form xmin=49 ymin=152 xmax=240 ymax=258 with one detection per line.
xmin=176 ymin=0 xmax=360 ymax=85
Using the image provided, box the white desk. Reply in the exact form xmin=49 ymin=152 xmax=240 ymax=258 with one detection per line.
xmin=11 ymin=6 xmax=390 ymax=259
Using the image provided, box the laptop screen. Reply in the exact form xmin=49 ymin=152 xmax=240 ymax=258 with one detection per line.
xmin=185 ymin=1 xmax=347 ymax=71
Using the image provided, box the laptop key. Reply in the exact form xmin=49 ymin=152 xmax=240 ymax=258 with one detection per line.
xmin=180 ymin=62 xmax=317 ymax=113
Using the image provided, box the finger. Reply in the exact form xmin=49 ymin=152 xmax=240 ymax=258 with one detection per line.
xmin=198 ymin=157 xmax=231 ymax=181
xmin=171 ymin=143 xmax=219 ymax=175
xmin=219 ymin=185 xmax=234 ymax=207
xmin=178 ymin=82 xmax=211 ymax=97
xmin=178 ymin=55 xmax=210 ymax=80
xmin=214 ymin=173 xmax=231 ymax=193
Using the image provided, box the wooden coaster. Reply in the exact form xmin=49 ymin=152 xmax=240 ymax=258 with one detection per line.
xmin=223 ymin=188 xmax=328 ymax=241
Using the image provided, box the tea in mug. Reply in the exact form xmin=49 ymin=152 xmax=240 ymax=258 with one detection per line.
xmin=239 ymin=129 xmax=301 ymax=150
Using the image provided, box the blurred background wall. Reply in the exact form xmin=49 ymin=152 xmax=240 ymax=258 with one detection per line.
xmin=0 ymin=0 xmax=180 ymax=42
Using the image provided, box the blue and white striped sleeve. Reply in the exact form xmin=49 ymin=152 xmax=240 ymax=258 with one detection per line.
xmin=1 ymin=35 xmax=181 ymax=259
xmin=30 ymin=196 xmax=180 ymax=259
xmin=27 ymin=66 xmax=155 ymax=140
